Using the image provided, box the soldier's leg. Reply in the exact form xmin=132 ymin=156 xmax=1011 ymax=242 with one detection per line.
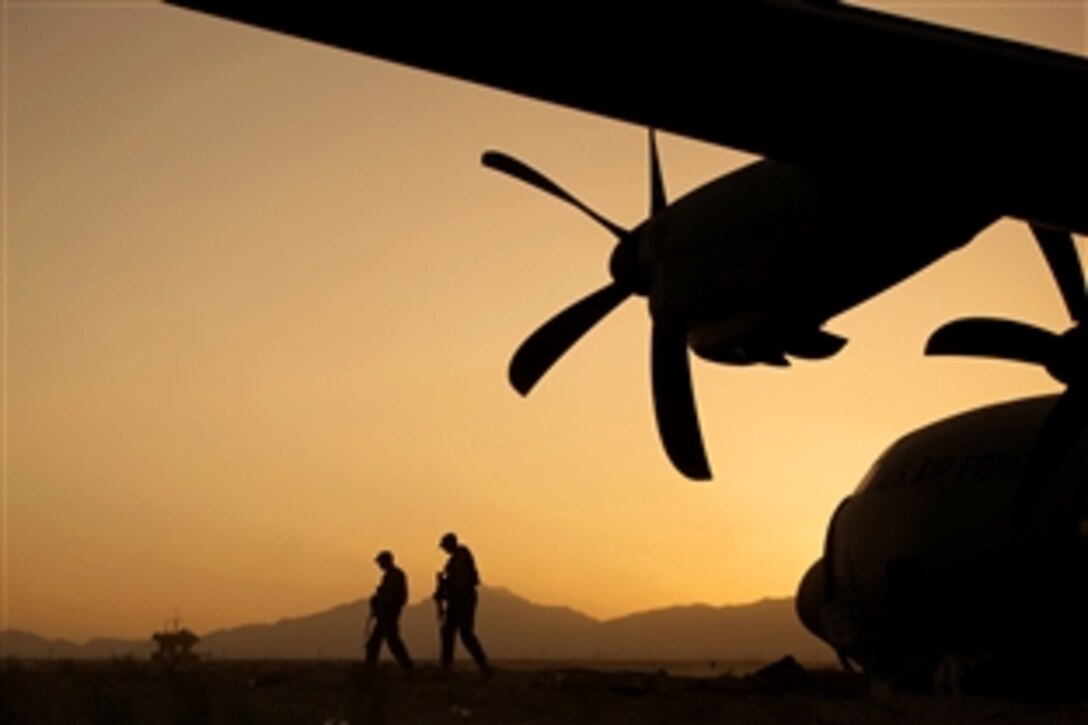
xmin=457 ymin=601 xmax=490 ymax=672
xmin=459 ymin=625 xmax=490 ymax=672
xmin=385 ymin=619 xmax=414 ymax=670
xmin=364 ymin=622 xmax=384 ymax=667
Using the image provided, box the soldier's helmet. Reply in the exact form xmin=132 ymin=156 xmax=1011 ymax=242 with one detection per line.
xmin=440 ymin=532 xmax=458 ymax=549
xmin=375 ymin=550 xmax=394 ymax=565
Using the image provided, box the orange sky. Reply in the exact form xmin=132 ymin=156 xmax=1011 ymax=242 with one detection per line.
xmin=3 ymin=1 xmax=1086 ymax=641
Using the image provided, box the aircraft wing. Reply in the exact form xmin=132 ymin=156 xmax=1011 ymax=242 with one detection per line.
xmin=166 ymin=1 xmax=1088 ymax=235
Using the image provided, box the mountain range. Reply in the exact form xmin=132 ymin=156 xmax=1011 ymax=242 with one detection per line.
xmin=3 ymin=587 xmax=835 ymax=664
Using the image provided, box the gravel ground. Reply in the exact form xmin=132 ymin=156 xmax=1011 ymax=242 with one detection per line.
xmin=4 ymin=659 xmax=1088 ymax=724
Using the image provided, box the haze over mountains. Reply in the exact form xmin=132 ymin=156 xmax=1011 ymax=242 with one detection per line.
xmin=4 ymin=587 xmax=834 ymax=664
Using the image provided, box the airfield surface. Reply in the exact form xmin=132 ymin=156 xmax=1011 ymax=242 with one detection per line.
xmin=4 ymin=659 xmax=1088 ymax=724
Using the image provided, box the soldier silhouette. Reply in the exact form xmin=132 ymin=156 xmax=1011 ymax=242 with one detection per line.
xmin=365 ymin=550 xmax=414 ymax=673
xmin=434 ymin=532 xmax=491 ymax=676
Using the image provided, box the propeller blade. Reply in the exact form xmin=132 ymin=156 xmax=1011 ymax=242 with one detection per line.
xmin=1013 ymin=387 xmax=1088 ymax=531
xmin=648 ymin=129 xmax=667 ymax=215
xmin=482 ymin=151 xmax=626 ymax=239
xmin=1031 ymin=224 xmax=1088 ymax=323
xmin=509 ymin=283 xmax=629 ymax=396
xmin=651 ymin=323 xmax=711 ymax=480
xmin=925 ymin=318 xmax=1058 ymax=366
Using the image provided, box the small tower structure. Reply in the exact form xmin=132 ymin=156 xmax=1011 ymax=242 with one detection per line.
xmin=151 ymin=617 xmax=200 ymax=668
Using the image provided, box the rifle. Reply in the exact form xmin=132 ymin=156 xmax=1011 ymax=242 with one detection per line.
xmin=433 ymin=572 xmax=448 ymax=622
xmin=364 ymin=598 xmax=376 ymax=639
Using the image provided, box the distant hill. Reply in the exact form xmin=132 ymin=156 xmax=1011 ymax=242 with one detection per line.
xmin=3 ymin=588 xmax=835 ymax=664
xmin=2 ymin=630 xmax=155 ymax=660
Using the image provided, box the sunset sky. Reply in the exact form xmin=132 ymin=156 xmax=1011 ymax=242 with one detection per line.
xmin=4 ymin=1 xmax=1086 ymax=642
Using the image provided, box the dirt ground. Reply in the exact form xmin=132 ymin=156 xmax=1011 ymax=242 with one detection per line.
xmin=4 ymin=659 xmax=1088 ymax=724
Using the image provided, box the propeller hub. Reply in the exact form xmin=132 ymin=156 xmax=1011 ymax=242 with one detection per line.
xmin=608 ymin=234 xmax=650 ymax=295
xmin=1049 ymin=325 xmax=1088 ymax=385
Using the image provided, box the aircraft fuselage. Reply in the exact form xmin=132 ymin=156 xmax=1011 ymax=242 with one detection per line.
xmin=797 ymin=395 xmax=1088 ymax=686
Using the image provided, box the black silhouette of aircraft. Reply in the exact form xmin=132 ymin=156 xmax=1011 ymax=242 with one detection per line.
xmin=796 ymin=392 xmax=1088 ymax=692
xmin=164 ymin=1 xmax=1088 ymax=481
xmin=795 ymin=228 xmax=1088 ymax=691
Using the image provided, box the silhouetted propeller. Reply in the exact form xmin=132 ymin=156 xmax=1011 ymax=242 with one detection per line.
xmin=483 ymin=131 xmax=711 ymax=480
xmin=926 ymin=224 xmax=1088 ymax=528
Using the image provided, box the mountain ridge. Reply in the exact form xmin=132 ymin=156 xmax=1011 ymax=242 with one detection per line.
xmin=3 ymin=587 xmax=834 ymax=663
